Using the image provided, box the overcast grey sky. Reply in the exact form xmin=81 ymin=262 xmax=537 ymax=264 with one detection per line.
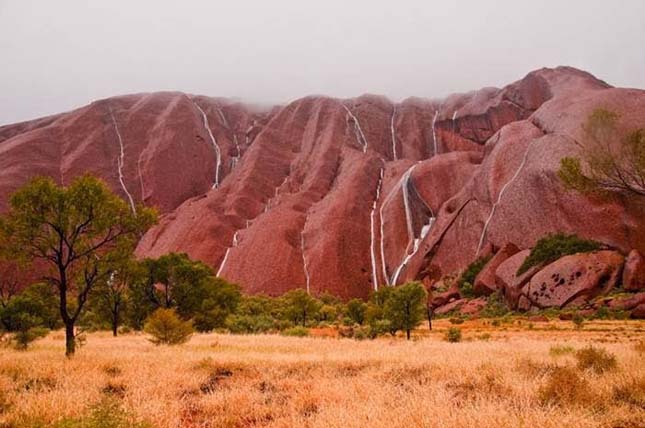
xmin=1 ymin=0 xmax=644 ymax=125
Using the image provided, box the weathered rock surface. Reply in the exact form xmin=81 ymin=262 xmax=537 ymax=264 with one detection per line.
xmin=435 ymin=299 xmax=466 ymax=315
xmin=460 ymin=298 xmax=487 ymax=316
xmin=522 ymin=251 xmax=625 ymax=309
xmin=623 ymin=250 xmax=645 ymax=291
xmin=607 ymin=293 xmax=645 ymax=311
xmin=1 ymin=66 xmax=644 ymax=299
xmin=631 ymin=304 xmax=645 ymax=319
xmin=474 ymin=243 xmax=520 ymax=296
xmin=494 ymin=250 xmax=537 ymax=307
xmin=430 ymin=284 xmax=461 ymax=309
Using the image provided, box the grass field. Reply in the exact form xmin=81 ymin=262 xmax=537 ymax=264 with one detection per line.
xmin=0 ymin=319 xmax=644 ymax=428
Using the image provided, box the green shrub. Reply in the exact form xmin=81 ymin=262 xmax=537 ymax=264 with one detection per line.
xmin=281 ymin=326 xmax=309 ymax=337
xmin=572 ymin=313 xmax=585 ymax=329
xmin=538 ymin=366 xmax=593 ymax=406
xmin=353 ymin=327 xmax=369 ymax=340
xmin=457 ymin=256 xmax=491 ymax=297
xmin=575 ymin=346 xmax=617 ymax=374
xmin=444 ymin=327 xmax=462 ymax=343
xmin=225 ymin=314 xmax=273 ymax=334
xmin=549 ymin=345 xmax=575 ymax=357
xmin=480 ymin=292 xmax=510 ymax=318
xmin=14 ymin=326 xmax=49 ymax=350
xmin=517 ymin=233 xmax=601 ymax=275
xmin=367 ymin=319 xmax=391 ymax=339
xmin=54 ymin=398 xmax=150 ymax=428
xmin=345 ymin=299 xmax=367 ymax=325
xmin=143 ymin=309 xmax=193 ymax=345
xmin=192 ymin=308 xmax=229 ymax=333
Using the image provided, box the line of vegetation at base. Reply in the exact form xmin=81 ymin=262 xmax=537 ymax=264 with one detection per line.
xmin=516 ymin=233 xmax=602 ymax=275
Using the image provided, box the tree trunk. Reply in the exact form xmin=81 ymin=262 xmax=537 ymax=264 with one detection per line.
xmin=112 ymin=315 xmax=118 ymax=337
xmin=65 ymin=321 xmax=75 ymax=357
xmin=406 ymin=328 xmax=411 ymax=340
xmin=112 ymin=304 xmax=119 ymax=337
xmin=427 ymin=307 xmax=433 ymax=330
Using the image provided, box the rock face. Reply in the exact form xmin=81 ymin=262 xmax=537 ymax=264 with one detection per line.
xmin=494 ymin=250 xmax=538 ymax=307
xmin=623 ymin=250 xmax=645 ymax=291
xmin=1 ymin=66 xmax=644 ymax=299
xmin=474 ymin=243 xmax=520 ymax=296
xmin=522 ymin=251 xmax=625 ymax=309
xmin=631 ymin=304 xmax=645 ymax=319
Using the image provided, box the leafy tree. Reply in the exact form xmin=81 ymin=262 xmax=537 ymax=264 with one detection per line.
xmin=192 ymin=277 xmax=241 ymax=332
xmin=92 ymin=257 xmax=142 ymax=336
xmin=345 ymin=298 xmax=367 ymax=325
xmin=129 ymin=253 xmax=241 ymax=332
xmin=366 ymin=286 xmax=395 ymax=335
xmin=225 ymin=314 xmax=274 ymax=334
xmin=559 ymin=108 xmax=645 ymax=198
xmin=384 ymin=281 xmax=427 ymax=340
xmin=0 ymin=282 xmax=60 ymax=331
xmin=317 ymin=304 xmax=339 ymax=323
xmin=237 ymin=295 xmax=273 ymax=317
xmin=280 ymin=289 xmax=320 ymax=327
xmin=517 ymin=233 xmax=601 ymax=275
xmin=126 ymin=268 xmax=158 ymax=331
xmin=0 ymin=175 xmax=156 ymax=355
xmin=0 ymin=292 xmax=51 ymax=349
xmin=144 ymin=308 xmax=193 ymax=345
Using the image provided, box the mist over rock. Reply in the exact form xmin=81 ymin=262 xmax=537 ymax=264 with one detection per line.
xmin=1 ymin=66 xmax=643 ymax=299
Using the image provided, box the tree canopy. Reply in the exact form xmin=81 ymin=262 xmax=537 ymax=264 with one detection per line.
xmin=0 ymin=175 xmax=157 ymax=355
xmin=559 ymin=108 xmax=645 ymax=198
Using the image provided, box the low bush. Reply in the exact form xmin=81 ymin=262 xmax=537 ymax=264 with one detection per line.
xmin=549 ymin=345 xmax=575 ymax=357
xmin=54 ymin=398 xmax=150 ymax=428
xmin=517 ymin=233 xmax=601 ymax=275
xmin=144 ymin=309 xmax=193 ymax=345
xmin=281 ymin=326 xmax=309 ymax=337
xmin=225 ymin=314 xmax=273 ymax=334
xmin=353 ymin=327 xmax=369 ymax=340
xmin=13 ymin=326 xmax=48 ymax=350
xmin=449 ymin=317 xmax=464 ymax=325
xmin=572 ymin=313 xmax=585 ymax=329
xmin=538 ymin=366 xmax=593 ymax=406
xmin=575 ymin=346 xmax=617 ymax=374
xmin=612 ymin=377 xmax=645 ymax=408
xmin=445 ymin=327 xmax=462 ymax=343
xmin=480 ymin=292 xmax=510 ymax=318
xmin=367 ymin=319 xmax=391 ymax=339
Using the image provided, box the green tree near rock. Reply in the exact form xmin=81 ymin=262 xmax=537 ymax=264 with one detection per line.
xmin=132 ymin=253 xmax=241 ymax=332
xmin=280 ymin=289 xmax=320 ymax=327
xmin=559 ymin=108 xmax=645 ymax=198
xmin=91 ymin=257 xmax=142 ymax=336
xmin=345 ymin=298 xmax=367 ymax=325
xmin=383 ymin=281 xmax=428 ymax=340
xmin=0 ymin=175 xmax=157 ymax=356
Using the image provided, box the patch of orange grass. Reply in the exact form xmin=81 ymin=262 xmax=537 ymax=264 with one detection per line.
xmin=0 ymin=320 xmax=643 ymax=428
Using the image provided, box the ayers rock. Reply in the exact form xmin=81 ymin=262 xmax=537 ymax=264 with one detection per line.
xmin=1 ymin=66 xmax=644 ymax=299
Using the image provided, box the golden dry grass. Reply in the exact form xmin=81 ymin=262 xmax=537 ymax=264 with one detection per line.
xmin=0 ymin=319 xmax=644 ymax=428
